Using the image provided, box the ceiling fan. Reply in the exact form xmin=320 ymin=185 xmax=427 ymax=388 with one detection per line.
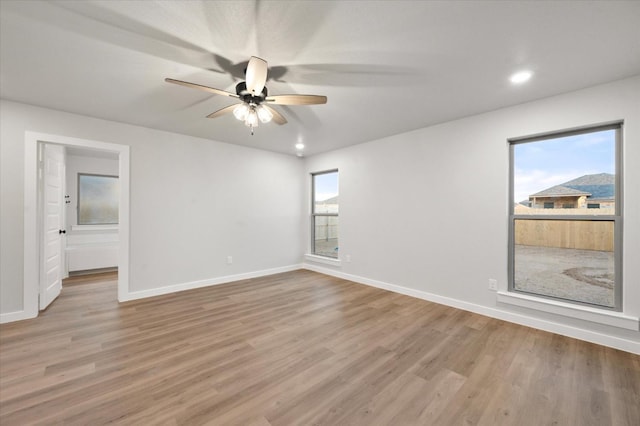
xmin=166 ymin=56 xmax=327 ymax=135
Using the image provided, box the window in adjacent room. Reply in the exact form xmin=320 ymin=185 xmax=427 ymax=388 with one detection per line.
xmin=78 ymin=173 xmax=119 ymax=225
xmin=509 ymin=123 xmax=622 ymax=309
xmin=312 ymin=170 xmax=339 ymax=258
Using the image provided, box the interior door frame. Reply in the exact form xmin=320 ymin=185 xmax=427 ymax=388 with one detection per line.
xmin=24 ymin=131 xmax=130 ymax=318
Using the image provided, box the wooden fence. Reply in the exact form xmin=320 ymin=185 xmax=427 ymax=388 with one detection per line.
xmin=514 ymin=219 xmax=614 ymax=252
xmin=314 ymin=216 xmax=338 ymax=241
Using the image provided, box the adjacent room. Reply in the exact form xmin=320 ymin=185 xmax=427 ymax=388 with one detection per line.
xmin=1 ymin=1 xmax=639 ymax=424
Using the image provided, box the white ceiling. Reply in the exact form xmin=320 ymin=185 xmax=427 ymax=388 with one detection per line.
xmin=2 ymin=1 xmax=639 ymax=156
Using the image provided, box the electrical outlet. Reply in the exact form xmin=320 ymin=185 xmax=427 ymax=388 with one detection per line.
xmin=488 ymin=278 xmax=498 ymax=291
xmin=227 ymin=256 xmax=233 ymax=265
xmin=345 ymin=254 xmax=351 ymax=263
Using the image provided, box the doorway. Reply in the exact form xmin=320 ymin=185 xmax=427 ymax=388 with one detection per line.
xmin=23 ymin=132 xmax=130 ymax=318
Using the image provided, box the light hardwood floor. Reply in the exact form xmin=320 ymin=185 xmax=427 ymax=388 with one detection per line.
xmin=1 ymin=270 xmax=638 ymax=425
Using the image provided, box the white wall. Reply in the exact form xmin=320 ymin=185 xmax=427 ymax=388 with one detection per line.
xmin=0 ymin=100 xmax=304 ymax=315
xmin=303 ymin=75 xmax=640 ymax=352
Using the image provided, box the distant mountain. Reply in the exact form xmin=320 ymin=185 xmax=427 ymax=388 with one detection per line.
xmin=563 ymin=173 xmax=614 ymax=186
xmin=563 ymin=173 xmax=614 ymax=200
xmin=318 ymin=196 xmax=338 ymax=204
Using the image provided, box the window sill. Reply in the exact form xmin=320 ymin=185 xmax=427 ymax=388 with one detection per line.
xmin=304 ymin=254 xmax=341 ymax=267
xmin=497 ymin=291 xmax=639 ymax=331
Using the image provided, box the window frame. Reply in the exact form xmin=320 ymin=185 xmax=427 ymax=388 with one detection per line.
xmin=77 ymin=173 xmax=119 ymax=225
xmin=508 ymin=122 xmax=623 ymax=311
xmin=311 ymin=169 xmax=339 ymax=259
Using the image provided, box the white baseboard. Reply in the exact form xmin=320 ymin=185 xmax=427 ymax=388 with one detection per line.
xmin=5 ymin=263 xmax=639 ymax=355
xmin=302 ymin=263 xmax=640 ymax=355
xmin=120 ymin=264 xmax=303 ymax=302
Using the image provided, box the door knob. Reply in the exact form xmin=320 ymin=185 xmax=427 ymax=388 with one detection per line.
xmin=59 ymin=229 xmax=66 ymax=234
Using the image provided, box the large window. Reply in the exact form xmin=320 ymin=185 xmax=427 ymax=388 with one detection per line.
xmin=312 ymin=170 xmax=339 ymax=258
xmin=78 ymin=173 xmax=119 ymax=225
xmin=509 ymin=123 xmax=622 ymax=309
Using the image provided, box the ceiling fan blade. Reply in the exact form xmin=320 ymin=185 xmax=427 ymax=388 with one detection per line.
xmin=263 ymin=105 xmax=287 ymax=125
xmin=206 ymin=104 xmax=239 ymax=119
xmin=165 ymin=78 xmax=239 ymax=98
xmin=245 ymin=56 xmax=268 ymax=96
xmin=265 ymin=94 xmax=327 ymax=105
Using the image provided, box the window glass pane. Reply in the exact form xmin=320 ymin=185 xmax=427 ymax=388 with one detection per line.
xmin=314 ymin=216 xmax=339 ymax=258
xmin=513 ymin=129 xmax=615 ymax=216
xmin=78 ymin=174 xmax=119 ymax=225
xmin=514 ymin=219 xmax=615 ymax=307
xmin=312 ymin=170 xmax=339 ymax=258
xmin=313 ymin=171 xmax=339 ymax=214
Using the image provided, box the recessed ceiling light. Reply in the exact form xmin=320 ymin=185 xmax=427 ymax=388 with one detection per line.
xmin=510 ymin=70 xmax=533 ymax=84
xmin=295 ymin=142 xmax=305 ymax=150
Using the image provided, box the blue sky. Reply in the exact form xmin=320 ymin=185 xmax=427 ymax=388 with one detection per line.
xmin=514 ymin=129 xmax=615 ymax=202
xmin=314 ymin=171 xmax=339 ymax=201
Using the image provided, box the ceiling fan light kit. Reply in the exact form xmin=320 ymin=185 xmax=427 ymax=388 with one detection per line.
xmin=166 ymin=56 xmax=327 ymax=135
xmin=233 ymin=103 xmax=249 ymax=121
xmin=232 ymin=102 xmax=272 ymax=134
xmin=256 ymin=105 xmax=273 ymax=123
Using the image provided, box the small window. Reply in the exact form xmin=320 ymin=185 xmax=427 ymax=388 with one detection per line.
xmin=312 ymin=170 xmax=338 ymax=258
xmin=78 ymin=173 xmax=119 ymax=225
xmin=510 ymin=123 xmax=621 ymax=309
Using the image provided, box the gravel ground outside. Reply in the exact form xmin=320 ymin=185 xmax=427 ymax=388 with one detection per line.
xmin=514 ymin=244 xmax=615 ymax=307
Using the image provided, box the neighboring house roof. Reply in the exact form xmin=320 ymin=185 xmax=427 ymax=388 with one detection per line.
xmin=514 ymin=203 xmax=531 ymax=213
xmin=530 ymin=185 xmax=590 ymax=197
xmin=529 ymin=173 xmax=614 ymax=200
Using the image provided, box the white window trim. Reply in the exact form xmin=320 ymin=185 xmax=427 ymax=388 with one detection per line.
xmin=304 ymin=253 xmax=342 ymax=267
xmin=497 ymin=291 xmax=639 ymax=331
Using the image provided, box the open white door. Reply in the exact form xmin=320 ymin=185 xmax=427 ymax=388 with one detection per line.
xmin=40 ymin=144 xmax=65 ymax=310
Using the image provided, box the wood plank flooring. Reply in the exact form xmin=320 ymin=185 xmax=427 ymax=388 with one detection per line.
xmin=1 ymin=269 xmax=638 ymax=425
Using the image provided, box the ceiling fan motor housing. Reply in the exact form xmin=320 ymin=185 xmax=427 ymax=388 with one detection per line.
xmin=235 ymin=82 xmax=268 ymax=105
